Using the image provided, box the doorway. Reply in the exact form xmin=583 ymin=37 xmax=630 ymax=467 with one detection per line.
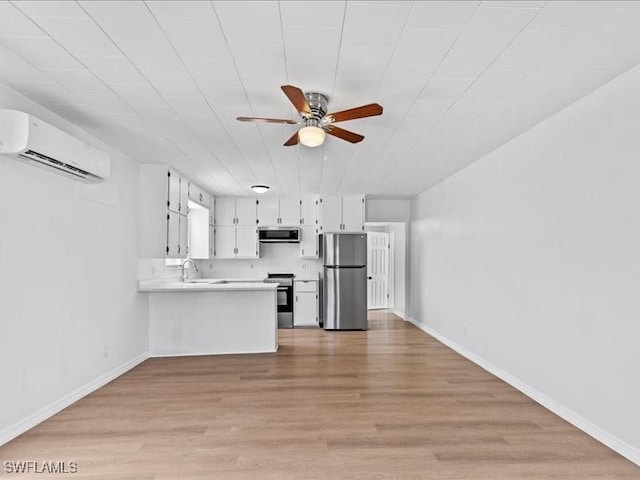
xmin=367 ymin=231 xmax=389 ymax=309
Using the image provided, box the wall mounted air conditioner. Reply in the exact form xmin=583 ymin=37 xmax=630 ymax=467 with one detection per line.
xmin=0 ymin=109 xmax=110 ymax=183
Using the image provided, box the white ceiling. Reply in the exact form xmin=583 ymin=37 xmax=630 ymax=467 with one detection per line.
xmin=1 ymin=1 xmax=640 ymax=197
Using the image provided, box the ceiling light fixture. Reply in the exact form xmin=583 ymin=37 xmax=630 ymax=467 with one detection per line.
xmin=251 ymin=184 xmax=270 ymax=194
xmin=298 ymin=119 xmax=326 ymax=147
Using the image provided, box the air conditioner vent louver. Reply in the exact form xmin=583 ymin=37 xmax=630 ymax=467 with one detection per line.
xmin=19 ymin=150 xmax=101 ymax=181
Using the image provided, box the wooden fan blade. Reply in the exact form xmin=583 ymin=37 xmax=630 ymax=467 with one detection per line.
xmin=284 ymin=132 xmax=299 ymax=147
xmin=325 ymin=103 xmax=383 ymax=123
xmin=281 ymin=85 xmax=311 ymax=115
xmin=325 ymin=126 xmax=364 ymax=144
xmin=236 ymin=116 xmax=297 ymax=124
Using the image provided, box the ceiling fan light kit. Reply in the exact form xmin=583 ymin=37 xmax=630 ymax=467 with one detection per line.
xmin=237 ymin=84 xmax=383 ymax=147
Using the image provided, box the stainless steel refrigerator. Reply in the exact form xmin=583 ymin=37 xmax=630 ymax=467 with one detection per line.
xmin=323 ymin=233 xmax=368 ymax=330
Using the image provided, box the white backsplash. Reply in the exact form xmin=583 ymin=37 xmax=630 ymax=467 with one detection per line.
xmin=138 ymin=258 xmax=184 ymax=281
xmin=196 ymin=243 xmax=322 ymax=279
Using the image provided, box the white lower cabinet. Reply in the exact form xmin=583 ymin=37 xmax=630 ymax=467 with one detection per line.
xmin=209 ymin=224 xmax=215 ymax=258
xmin=294 ymin=280 xmax=319 ymax=327
xmin=300 ymin=226 xmax=319 ymax=258
xmin=214 ymin=226 xmax=258 ymax=259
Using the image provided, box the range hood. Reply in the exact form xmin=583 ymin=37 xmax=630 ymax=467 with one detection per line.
xmin=258 ymin=227 xmax=300 ymax=243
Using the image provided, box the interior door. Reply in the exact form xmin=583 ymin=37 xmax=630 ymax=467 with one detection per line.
xmin=367 ymin=232 xmax=389 ymax=309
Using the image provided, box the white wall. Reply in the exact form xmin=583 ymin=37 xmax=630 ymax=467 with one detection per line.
xmin=197 ymin=243 xmax=323 ymax=279
xmin=409 ymin=65 xmax=640 ymax=463
xmin=366 ymin=197 xmax=411 ymax=222
xmin=0 ymin=85 xmax=148 ymax=444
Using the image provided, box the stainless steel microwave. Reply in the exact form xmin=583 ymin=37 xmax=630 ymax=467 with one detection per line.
xmin=258 ymin=228 xmax=301 ymax=243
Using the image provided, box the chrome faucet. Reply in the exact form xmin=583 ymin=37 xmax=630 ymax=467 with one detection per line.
xmin=181 ymin=258 xmax=199 ymax=282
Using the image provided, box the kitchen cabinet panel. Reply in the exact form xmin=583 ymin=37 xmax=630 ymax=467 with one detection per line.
xmin=279 ymin=197 xmax=301 ymax=226
xmin=168 ymin=168 xmax=181 ymax=214
xmin=179 ymin=213 xmax=188 ymax=257
xmin=215 ymin=197 xmax=236 ymax=226
xmin=209 ymin=224 xmax=215 ymax=258
xmin=208 ymin=196 xmax=215 ymax=225
xmin=166 ymin=211 xmax=180 ymax=257
xmin=294 ymin=280 xmax=319 ymax=327
xmin=236 ymin=226 xmax=258 ymax=258
xmin=342 ymin=194 xmax=365 ymax=232
xmin=257 ymin=198 xmax=280 ymax=226
xmin=214 ymin=226 xmax=236 ymax=258
xmin=236 ymin=198 xmax=258 ymax=226
xmin=319 ymin=195 xmax=342 ymax=233
xmin=300 ymin=226 xmax=319 ymax=258
xmin=300 ymin=195 xmax=318 ymax=226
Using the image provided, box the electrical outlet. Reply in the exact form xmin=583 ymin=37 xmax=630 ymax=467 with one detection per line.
xmin=250 ymin=263 xmax=255 ymax=269
xmin=151 ymin=266 xmax=156 ymax=276
xmin=301 ymin=263 xmax=307 ymax=270
xmin=103 ymin=345 xmax=109 ymax=359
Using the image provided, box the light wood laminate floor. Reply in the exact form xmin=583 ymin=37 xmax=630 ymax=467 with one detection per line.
xmin=1 ymin=311 xmax=638 ymax=479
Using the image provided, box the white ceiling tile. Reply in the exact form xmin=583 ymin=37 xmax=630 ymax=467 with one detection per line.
xmin=25 ymin=17 xmax=121 ymax=56
xmin=332 ymin=75 xmax=382 ymax=107
xmin=0 ymin=36 xmax=83 ymax=70
xmin=76 ymin=93 xmax=136 ymax=114
xmin=40 ymin=69 xmax=112 ymax=95
xmin=495 ymin=30 xmax=573 ymax=66
xmin=342 ymin=3 xmax=412 ymax=48
xmin=407 ymin=100 xmax=454 ymax=120
xmin=108 ymin=82 xmax=166 ymax=107
xmin=527 ymin=1 xmax=609 ymax=32
xmin=434 ymin=48 xmax=500 ymax=79
xmin=155 ymin=20 xmax=230 ymax=59
xmin=338 ymin=45 xmax=395 ymax=70
xmin=407 ymin=1 xmax=479 ymax=30
xmin=284 ymin=27 xmax=341 ymax=65
xmin=13 ymin=1 xmax=87 ymax=19
xmin=201 ymin=86 xmax=249 ymax=110
xmin=468 ymin=64 xmax=535 ymax=92
xmin=0 ymin=51 xmax=50 ymax=82
xmin=281 ymin=1 xmax=345 ymax=28
xmin=80 ymin=1 xmax=165 ymax=41
xmin=77 ymin=55 xmax=148 ymax=84
xmin=144 ymin=71 xmax=200 ymax=96
xmin=117 ymin=40 xmax=185 ymax=73
xmin=379 ymin=63 xmax=438 ymax=92
xmin=183 ymin=57 xmax=240 ymax=89
xmin=444 ymin=90 xmax=505 ymax=123
xmin=163 ymin=95 xmax=212 ymax=116
xmin=286 ymin=63 xmax=336 ymax=95
xmin=0 ymin=2 xmax=48 ymax=37
xmin=214 ymin=1 xmax=282 ymax=46
xmin=564 ymin=7 xmax=640 ymax=50
xmin=418 ymin=77 xmax=473 ymax=103
xmin=145 ymin=1 xmax=217 ymax=23
xmin=391 ymin=29 xmax=459 ymax=65
xmin=454 ymin=6 xmax=541 ymax=50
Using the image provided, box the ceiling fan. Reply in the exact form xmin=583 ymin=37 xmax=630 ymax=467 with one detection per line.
xmin=237 ymin=85 xmax=383 ymax=148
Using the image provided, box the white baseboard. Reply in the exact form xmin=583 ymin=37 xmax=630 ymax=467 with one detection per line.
xmin=0 ymin=351 xmax=149 ymax=447
xmin=406 ymin=317 xmax=640 ymax=467
xmin=392 ymin=309 xmax=406 ymax=320
xmin=150 ymin=348 xmax=277 ymax=358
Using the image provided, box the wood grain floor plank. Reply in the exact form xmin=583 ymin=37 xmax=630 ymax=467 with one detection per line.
xmin=0 ymin=311 xmax=638 ymax=479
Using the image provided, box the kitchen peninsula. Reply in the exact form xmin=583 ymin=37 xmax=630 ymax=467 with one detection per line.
xmin=139 ymin=280 xmax=278 ymax=356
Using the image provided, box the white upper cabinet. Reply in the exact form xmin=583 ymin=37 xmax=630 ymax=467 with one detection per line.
xmin=342 ymin=194 xmax=366 ymax=232
xmin=215 ymin=198 xmax=236 ymax=226
xmin=257 ymin=197 xmax=301 ymax=226
xmin=300 ymin=195 xmax=319 ymax=226
xmin=188 ymin=181 xmax=207 ymax=205
xmin=279 ymin=197 xmax=301 ymax=226
xmin=208 ymin=196 xmax=215 ymax=225
xmin=235 ymin=198 xmax=258 ymax=226
xmin=257 ymin=198 xmax=280 ymax=226
xmin=319 ymin=195 xmax=343 ymax=233
xmin=167 ymin=168 xmax=181 ymax=214
xmin=319 ymin=194 xmax=366 ymax=233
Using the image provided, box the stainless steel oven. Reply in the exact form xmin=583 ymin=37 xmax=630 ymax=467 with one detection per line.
xmin=264 ymin=273 xmax=294 ymax=328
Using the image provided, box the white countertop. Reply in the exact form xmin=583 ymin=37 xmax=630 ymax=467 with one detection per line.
xmin=295 ymin=272 xmax=320 ymax=281
xmin=138 ymin=279 xmax=277 ymax=293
